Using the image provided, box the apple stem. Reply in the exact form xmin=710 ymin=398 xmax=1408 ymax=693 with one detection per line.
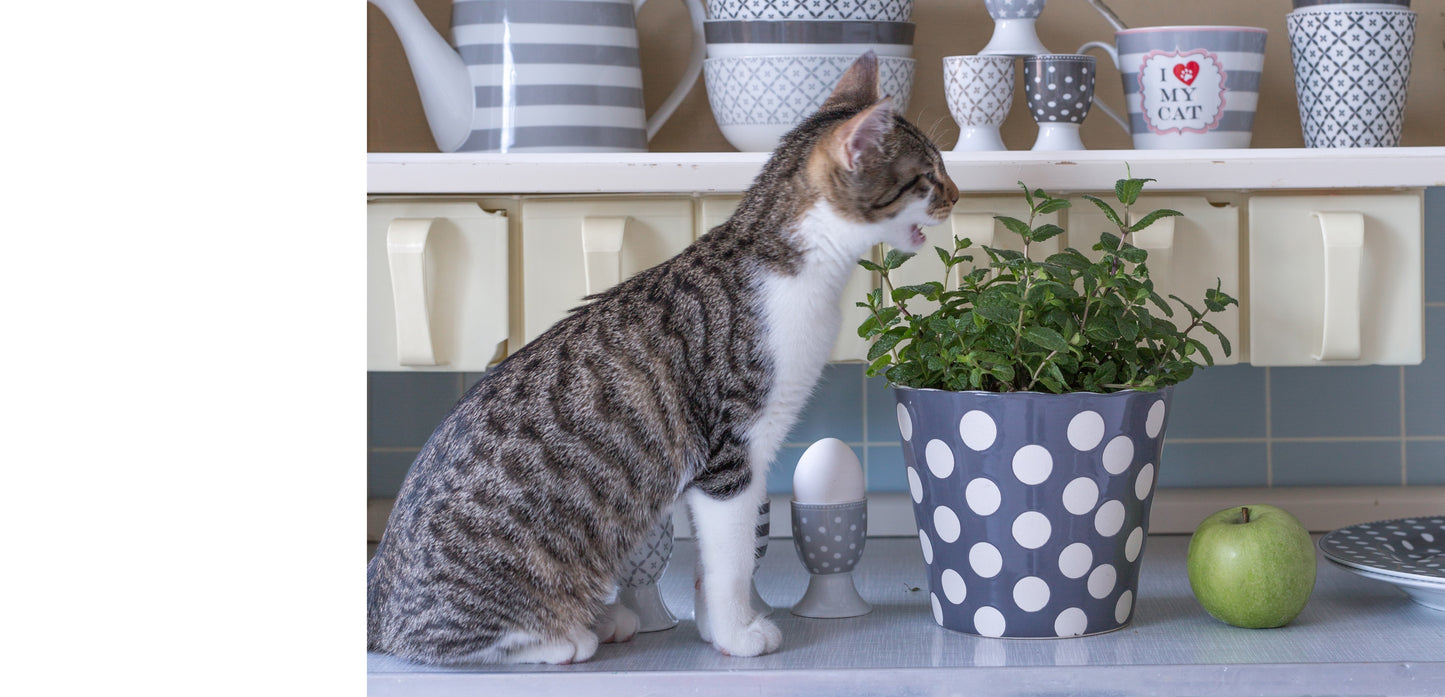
xmin=1241 ymin=506 xmax=1251 ymax=524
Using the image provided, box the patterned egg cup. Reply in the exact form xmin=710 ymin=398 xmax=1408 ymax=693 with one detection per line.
xmin=791 ymin=499 xmax=871 ymax=618
xmin=1023 ymin=54 xmax=1096 ymax=151
xmin=752 ymin=498 xmax=774 ymax=616
xmin=943 ymin=55 xmax=1015 ymax=152
xmin=981 ymin=0 xmax=1050 ymax=57
xmin=894 ymin=385 xmax=1172 ymax=638
xmin=616 ymin=515 xmax=678 ymax=632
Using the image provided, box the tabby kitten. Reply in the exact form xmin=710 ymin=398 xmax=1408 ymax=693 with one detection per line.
xmin=367 ymin=52 xmax=959 ymax=665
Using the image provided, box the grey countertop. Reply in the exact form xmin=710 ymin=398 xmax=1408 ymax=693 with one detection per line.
xmin=368 ymin=535 xmax=1445 ymax=696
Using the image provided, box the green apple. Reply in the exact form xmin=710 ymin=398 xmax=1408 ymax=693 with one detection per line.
xmin=1186 ymin=504 xmax=1317 ymax=628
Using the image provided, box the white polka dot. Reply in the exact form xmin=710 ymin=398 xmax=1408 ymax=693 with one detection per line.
xmin=908 ymin=467 xmax=924 ymax=504
xmin=1088 ymin=564 xmax=1117 ymax=599
xmin=1068 ymin=411 xmax=1105 ymax=451
xmin=1125 ymin=526 xmax=1144 ymax=562
xmin=966 ymin=478 xmax=1002 ymax=516
xmin=974 ymin=606 xmax=1007 ymax=637
xmin=1013 ymin=576 xmax=1050 ymax=612
xmin=942 ymin=569 xmax=967 ymax=604
xmin=934 ymin=506 xmax=962 ymax=543
xmin=1135 ymin=463 xmax=1155 ymax=500
xmin=1095 ymin=500 xmax=1126 ymax=537
xmin=1115 ymin=590 xmax=1134 ymax=624
xmin=960 ymin=410 xmax=997 ymax=451
xmin=1062 ymin=477 xmax=1099 ymax=515
xmin=1013 ymin=511 xmax=1052 ymax=549
xmin=1146 ymin=400 xmax=1167 ymax=438
xmin=897 ymin=403 xmax=913 ymax=441
xmin=1012 ymin=445 xmax=1053 ymax=485
xmin=1055 ymin=608 xmax=1088 ymax=637
xmin=926 ymin=439 xmax=955 ymax=478
xmin=931 ymin=593 xmax=944 ymax=625
xmin=970 ymin=542 xmax=1003 ymax=578
xmin=1058 ymin=542 xmax=1093 ymax=578
xmin=1102 ymin=436 xmax=1134 ymax=474
xmin=920 ymin=530 xmax=934 ymax=564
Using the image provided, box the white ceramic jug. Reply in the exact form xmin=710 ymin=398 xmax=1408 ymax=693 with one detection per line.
xmin=370 ymin=0 xmax=705 ymax=152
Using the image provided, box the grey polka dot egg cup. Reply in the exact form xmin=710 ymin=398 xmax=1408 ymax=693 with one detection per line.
xmin=894 ymin=385 xmax=1173 ymax=638
xmin=616 ymin=515 xmax=678 ymax=632
xmin=791 ymin=500 xmax=872 ymax=618
xmin=1023 ymin=54 xmax=1097 ymax=151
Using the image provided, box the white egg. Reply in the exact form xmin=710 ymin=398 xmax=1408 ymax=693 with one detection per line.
xmin=793 ymin=438 xmax=866 ymax=504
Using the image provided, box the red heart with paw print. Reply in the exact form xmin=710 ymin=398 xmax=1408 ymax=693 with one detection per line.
xmin=1173 ymin=61 xmax=1199 ymax=86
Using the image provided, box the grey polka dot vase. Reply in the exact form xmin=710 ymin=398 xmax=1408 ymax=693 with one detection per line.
xmin=791 ymin=500 xmax=871 ymax=618
xmin=894 ymin=385 xmax=1173 ymax=638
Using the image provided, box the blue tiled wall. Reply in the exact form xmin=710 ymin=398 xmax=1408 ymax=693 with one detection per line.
xmin=369 ymin=188 xmax=1445 ymax=497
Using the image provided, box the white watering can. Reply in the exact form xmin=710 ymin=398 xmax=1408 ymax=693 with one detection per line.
xmin=369 ymin=0 xmax=706 ymax=152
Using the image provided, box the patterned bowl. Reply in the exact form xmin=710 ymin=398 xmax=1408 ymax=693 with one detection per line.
xmin=704 ymin=54 xmax=915 ymax=151
xmin=707 ymin=0 xmax=914 ymax=22
xmin=705 ymin=19 xmax=915 ymax=58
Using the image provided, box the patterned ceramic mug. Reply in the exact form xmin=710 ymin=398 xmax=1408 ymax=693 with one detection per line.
xmin=1078 ymin=26 xmax=1267 ymax=149
xmin=1286 ymin=4 xmax=1415 ymax=147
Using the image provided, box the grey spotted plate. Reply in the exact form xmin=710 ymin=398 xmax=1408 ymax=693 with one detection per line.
xmin=1318 ymin=516 xmax=1445 ymax=584
xmin=1322 ymin=559 xmax=1445 ymax=612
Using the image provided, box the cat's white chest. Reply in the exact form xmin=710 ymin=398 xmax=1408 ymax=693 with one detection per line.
xmin=746 ymin=204 xmax=876 ymax=464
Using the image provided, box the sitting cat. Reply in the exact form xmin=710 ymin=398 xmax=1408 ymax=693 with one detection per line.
xmin=367 ymin=51 xmax=959 ymax=665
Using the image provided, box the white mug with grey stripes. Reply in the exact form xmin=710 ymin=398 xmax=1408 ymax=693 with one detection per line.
xmin=1078 ymin=26 xmax=1267 ymax=149
xmin=370 ymin=0 xmax=705 ymax=152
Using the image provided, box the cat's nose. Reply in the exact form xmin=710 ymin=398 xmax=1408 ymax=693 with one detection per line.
xmin=942 ymin=176 xmax=959 ymax=207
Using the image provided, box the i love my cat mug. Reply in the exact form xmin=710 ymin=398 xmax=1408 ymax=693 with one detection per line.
xmin=1078 ymin=26 xmax=1268 ymax=149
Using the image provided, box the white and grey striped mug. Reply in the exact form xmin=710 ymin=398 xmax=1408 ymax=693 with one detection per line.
xmin=1078 ymin=26 xmax=1267 ymax=149
xmin=371 ymin=0 xmax=705 ymax=152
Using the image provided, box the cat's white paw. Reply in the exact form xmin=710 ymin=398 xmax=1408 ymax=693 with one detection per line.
xmin=710 ymin=615 xmax=782 ymax=658
xmin=502 ymin=627 xmax=599 ymax=665
xmin=596 ymin=602 xmax=640 ymax=644
xmin=694 ymin=578 xmax=713 ymax=643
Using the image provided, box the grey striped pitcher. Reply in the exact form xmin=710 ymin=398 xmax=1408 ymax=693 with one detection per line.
xmin=370 ymin=0 xmax=705 ymax=152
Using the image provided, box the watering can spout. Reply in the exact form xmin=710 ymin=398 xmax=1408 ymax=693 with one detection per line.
xmin=370 ymin=0 xmax=475 ymax=152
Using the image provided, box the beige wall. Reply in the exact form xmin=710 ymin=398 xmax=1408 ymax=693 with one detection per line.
xmin=368 ymin=0 xmax=1444 ymax=153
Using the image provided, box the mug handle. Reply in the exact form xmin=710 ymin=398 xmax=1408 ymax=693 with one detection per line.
xmin=1077 ymin=40 xmax=1130 ymax=135
xmin=636 ymin=0 xmax=706 ymax=140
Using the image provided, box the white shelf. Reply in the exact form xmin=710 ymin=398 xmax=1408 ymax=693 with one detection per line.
xmin=367 ymin=536 xmax=1445 ymax=697
xmin=368 ymin=147 xmax=1445 ymax=195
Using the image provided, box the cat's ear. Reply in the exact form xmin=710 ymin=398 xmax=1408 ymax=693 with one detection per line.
xmin=821 ymin=51 xmax=880 ymax=110
xmin=830 ymin=97 xmax=895 ymax=171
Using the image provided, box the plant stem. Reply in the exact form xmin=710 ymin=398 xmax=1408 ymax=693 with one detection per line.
xmin=881 ymin=270 xmax=915 ymax=320
xmin=1241 ymin=506 xmax=1251 ymax=524
xmin=1025 ymin=350 xmax=1060 ymax=391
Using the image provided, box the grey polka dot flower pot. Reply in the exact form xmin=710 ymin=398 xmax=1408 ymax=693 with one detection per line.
xmin=791 ymin=500 xmax=871 ymax=618
xmin=894 ymin=385 xmax=1172 ymax=638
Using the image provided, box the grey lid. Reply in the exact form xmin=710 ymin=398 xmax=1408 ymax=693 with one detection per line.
xmin=704 ymin=19 xmax=915 ymax=44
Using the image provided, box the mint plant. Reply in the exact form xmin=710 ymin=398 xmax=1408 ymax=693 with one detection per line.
xmin=857 ymin=174 xmax=1237 ymax=394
